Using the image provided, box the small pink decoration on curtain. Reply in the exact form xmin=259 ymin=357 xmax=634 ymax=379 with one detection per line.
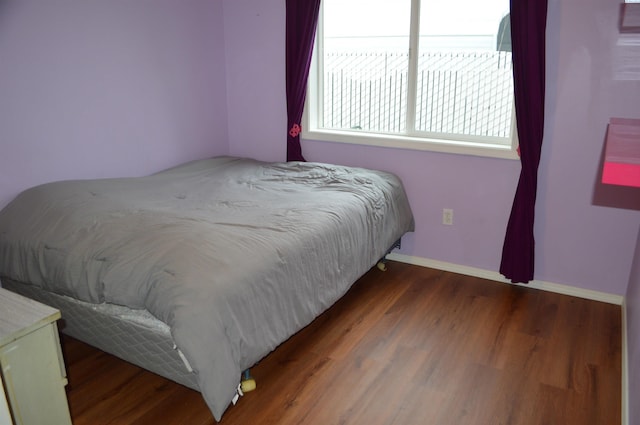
xmin=289 ymin=124 xmax=301 ymax=138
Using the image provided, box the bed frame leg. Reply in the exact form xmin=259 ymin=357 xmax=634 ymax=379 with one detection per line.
xmin=376 ymin=239 xmax=401 ymax=272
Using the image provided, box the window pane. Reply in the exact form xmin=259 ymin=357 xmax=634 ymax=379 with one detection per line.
xmin=322 ymin=0 xmax=411 ymax=133
xmin=417 ymin=0 xmax=512 ymax=138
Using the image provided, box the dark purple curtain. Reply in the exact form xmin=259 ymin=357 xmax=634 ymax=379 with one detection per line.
xmin=285 ymin=0 xmax=321 ymax=162
xmin=499 ymin=0 xmax=548 ymax=283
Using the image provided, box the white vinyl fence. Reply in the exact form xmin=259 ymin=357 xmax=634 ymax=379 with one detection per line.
xmin=322 ymin=50 xmax=513 ymax=138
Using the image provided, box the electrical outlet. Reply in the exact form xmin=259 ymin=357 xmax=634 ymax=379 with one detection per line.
xmin=442 ymin=208 xmax=453 ymax=225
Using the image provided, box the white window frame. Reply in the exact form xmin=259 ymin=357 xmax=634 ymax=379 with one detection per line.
xmin=302 ymin=0 xmax=519 ymax=160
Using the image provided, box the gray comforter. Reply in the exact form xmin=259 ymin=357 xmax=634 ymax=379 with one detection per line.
xmin=0 ymin=156 xmax=414 ymax=420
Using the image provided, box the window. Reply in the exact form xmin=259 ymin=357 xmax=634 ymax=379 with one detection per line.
xmin=304 ymin=0 xmax=518 ymax=159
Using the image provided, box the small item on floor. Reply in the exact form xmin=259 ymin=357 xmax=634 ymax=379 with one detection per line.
xmin=240 ymin=369 xmax=256 ymax=393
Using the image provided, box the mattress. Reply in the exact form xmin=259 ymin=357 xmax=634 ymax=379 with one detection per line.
xmin=0 ymin=156 xmax=414 ymax=420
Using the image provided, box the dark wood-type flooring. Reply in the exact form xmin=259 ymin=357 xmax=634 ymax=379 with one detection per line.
xmin=61 ymin=261 xmax=621 ymax=425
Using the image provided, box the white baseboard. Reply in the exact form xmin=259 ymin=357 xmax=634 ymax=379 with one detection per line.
xmin=387 ymin=253 xmax=624 ymax=305
xmin=622 ymin=298 xmax=629 ymax=425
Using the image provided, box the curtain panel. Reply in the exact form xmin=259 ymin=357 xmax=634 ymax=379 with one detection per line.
xmin=285 ymin=0 xmax=321 ymax=162
xmin=500 ymin=0 xmax=548 ymax=283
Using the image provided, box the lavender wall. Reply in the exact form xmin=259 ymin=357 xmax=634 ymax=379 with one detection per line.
xmin=0 ymin=0 xmax=229 ymax=208
xmin=223 ymin=1 xmax=287 ymax=162
xmin=536 ymin=0 xmax=640 ymax=294
xmin=627 ymin=228 xmax=640 ymax=425
xmin=223 ymin=0 xmax=640 ymax=297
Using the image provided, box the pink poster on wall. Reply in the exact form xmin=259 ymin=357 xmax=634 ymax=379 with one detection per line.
xmin=602 ymin=117 xmax=640 ymax=188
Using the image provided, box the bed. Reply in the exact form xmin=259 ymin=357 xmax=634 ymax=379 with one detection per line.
xmin=0 ymin=156 xmax=414 ymax=421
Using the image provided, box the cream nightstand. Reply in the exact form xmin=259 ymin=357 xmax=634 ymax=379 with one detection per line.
xmin=0 ymin=287 xmax=72 ymax=425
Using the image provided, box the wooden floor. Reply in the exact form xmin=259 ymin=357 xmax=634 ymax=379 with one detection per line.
xmin=61 ymin=262 xmax=622 ymax=425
